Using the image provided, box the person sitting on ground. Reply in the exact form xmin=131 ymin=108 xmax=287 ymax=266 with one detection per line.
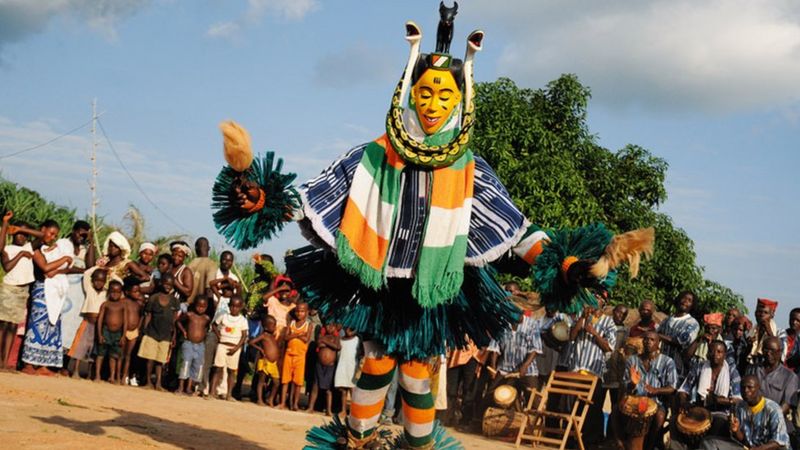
xmin=121 ymin=278 xmax=144 ymax=386
xmin=95 ymin=280 xmax=128 ymax=384
xmin=65 ymin=266 xmax=107 ymax=378
xmin=176 ymin=296 xmax=211 ymax=395
xmin=674 ymin=340 xmax=741 ymax=448
xmin=700 ymin=375 xmax=790 ymax=450
xmin=138 ymin=273 xmax=180 ymax=390
xmin=210 ymin=295 xmax=248 ymax=400
xmin=307 ymin=322 xmax=341 ymax=416
xmin=746 ymin=336 xmax=799 ymax=445
xmin=0 ymin=212 xmax=35 ymax=370
xmin=250 ymin=315 xmax=282 ymax=406
xmin=616 ymin=331 xmax=677 ymax=450
xmin=629 ymin=300 xmax=658 ymax=338
xmin=686 ymin=313 xmax=724 ymax=368
xmin=279 ymin=302 xmax=313 ymax=410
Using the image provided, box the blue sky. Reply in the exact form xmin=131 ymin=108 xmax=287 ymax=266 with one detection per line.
xmin=0 ymin=1 xmax=798 ymax=322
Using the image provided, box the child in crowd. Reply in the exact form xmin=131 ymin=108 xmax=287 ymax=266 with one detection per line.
xmin=306 ymin=322 xmax=341 ymax=416
xmin=279 ymin=302 xmax=313 ymax=410
xmin=66 ymin=267 xmax=107 ymax=377
xmin=138 ymin=273 xmax=180 ymax=390
xmin=177 ymin=296 xmax=211 ymax=395
xmin=249 ymin=314 xmax=281 ymax=406
xmin=210 ymin=295 xmax=248 ymax=400
xmin=209 ymin=250 xmax=241 ymax=318
xmin=140 ymin=253 xmax=172 ymax=294
xmin=95 ymin=280 xmax=128 ymax=383
xmin=121 ymin=279 xmax=144 ymax=386
xmin=335 ymin=327 xmax=361 ymax=419
xmin=264 ymin=276 xmax=296 ymax=337
xmin=128 ymin=242 xmax=156 ymax=283
xmin=0 ymin=212 xmax=35 ymax=369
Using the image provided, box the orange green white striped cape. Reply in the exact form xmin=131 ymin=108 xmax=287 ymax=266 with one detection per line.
xmin=335 ymin=134 xmax=474 ymax=307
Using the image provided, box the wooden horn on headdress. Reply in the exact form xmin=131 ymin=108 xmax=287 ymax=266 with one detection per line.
xmin=398 ymin=21 xmax=422 ymax=105
xmin=463 ymin=30 xmax=484 ymax=113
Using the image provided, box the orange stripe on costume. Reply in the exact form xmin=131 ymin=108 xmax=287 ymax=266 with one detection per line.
xmin=376 ymin=134 xmax=405 ymax=170
xmin=339 ymin=198 xmax=390 ymax=270
xmin=402 ymin=402 xmax=437 ymax=424
xmin=429 ymin=160 xmax=475 ymax=209
xmin=522 ymin=240 xmax=545 ymax=264
xmin=362 ymin=355 xmax=397 ymax=376
xmin=351 ymin=400 xmax=385 ymax=419
xmin=400 ymin=360 xmax=431 ymax=380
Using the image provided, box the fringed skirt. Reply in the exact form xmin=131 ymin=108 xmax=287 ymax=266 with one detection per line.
xmin=21 ymin=282 xmax=63 ymax=368
xmin=286 ymin=246 xmax=520 ymax=361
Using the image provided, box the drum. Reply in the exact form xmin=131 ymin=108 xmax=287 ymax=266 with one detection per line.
xmin=482 ymin=407 xmax=525 ymax=439
xmin=551 ymin=321 xmax=570 ymax=343
xmin=620 ymin=396 xmax=657 ymax=450
xmin=676 ymin=407 xmax=711 ymax=445
xmin=493 ymin=384 xmax=518 ymax=409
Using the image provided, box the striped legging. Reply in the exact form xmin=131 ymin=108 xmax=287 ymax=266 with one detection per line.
xmin=347 ymin=341 xmax=435 ymax=448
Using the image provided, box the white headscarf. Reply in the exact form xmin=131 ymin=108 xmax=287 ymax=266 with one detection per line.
xmin=138 ymin=242 xmax=157 ymax=254
xmin=103 ymin=231 xmax=131 ymax=259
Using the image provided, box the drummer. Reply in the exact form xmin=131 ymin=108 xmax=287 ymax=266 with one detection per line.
xmin=615 ymin=331 xmax=678 ymax=450
xmin=701 ymin=375 xmax=790 ymax=450
xmin=486 ymin=312 xmax=543 ymax=398
xmin=674 ymin=340 xmax=741 ymax=446
xmin=686 ymin=313 xmax=725 ymax=368
xmin=746 ymin=336 xmax=799 ymax=446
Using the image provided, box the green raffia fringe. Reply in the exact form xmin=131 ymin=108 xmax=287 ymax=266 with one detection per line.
xmin=285 ymin=246 xmax=521 ymax=361
xmin=532 ymin=223 xmax=617 ymax=315
xmin=304 ymin=415 xmax=393 ymax=449
xmin=211 ymin=152 xmax=299 ymax=250
xmin=391 ymin=421 xmax=464 ymax=450
xmin=335 ymin=232 xmax=385 ymax=290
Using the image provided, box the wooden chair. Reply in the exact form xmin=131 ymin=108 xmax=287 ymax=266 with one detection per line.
xmin=515 ymin=371 xmax=598 ymax=450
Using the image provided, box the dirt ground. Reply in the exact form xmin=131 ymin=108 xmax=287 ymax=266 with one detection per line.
xmin=0 ymin=371 xmax=516 ymax=449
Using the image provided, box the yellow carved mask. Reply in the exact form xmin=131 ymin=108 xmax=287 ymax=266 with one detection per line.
xmin=411 ymin=69 xmax=462 ymax=135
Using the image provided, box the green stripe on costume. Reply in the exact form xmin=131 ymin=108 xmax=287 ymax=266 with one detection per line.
xmin=400 ymin=388 xmax=435 ymax=410
xmin=356 ymin=370 xmax=396 ymax=391
xmin=413 ymin=234 xmax=468 ymax=307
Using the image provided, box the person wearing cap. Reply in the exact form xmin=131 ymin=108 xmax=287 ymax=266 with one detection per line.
xmin=187 ymin=237 xmax=218 ymax=304
xmin=749 ymin=298 xmax=787 ymax=367
xmin=657 ymin=290 xmax=700 ymax=384
xmin=745 ymin=336 xmax=799 ymax=445
xmin=168 ymin=240 xmax=194 ymax=304
xmin=686 ymin=313 xmax=725 ymax=368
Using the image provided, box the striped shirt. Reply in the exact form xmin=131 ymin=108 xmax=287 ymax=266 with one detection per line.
xmin=657 ymin=314 xmax=700 ymax=379
xmin=488 ymin=316 xmax=543 ymax=376
xmin=535 ymin=313 xmax=572 ymax=374
xmin=678 ymin=360 xmax=742 ymax=409
xmin=735 ymin=397 xmax=791 ymax=448
xmin=568 ymin=314 xmax=617 ymax=377
xmin=623 ymin=353 xmax=678 ymax=406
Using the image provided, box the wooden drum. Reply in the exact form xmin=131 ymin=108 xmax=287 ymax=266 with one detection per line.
xmin=493 ymin=384 xmax=518 ymax=409
xmin=482 ymin=407 xmax=525 ymax=439
xmin=620 ymin=396 xmax=657 ymax=450
xmin=676 ymin=407 xmax=712 ymax=445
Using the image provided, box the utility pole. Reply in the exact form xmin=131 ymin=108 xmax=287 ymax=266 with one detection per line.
xmin=90 ymin=98 xmax=101 ymax=254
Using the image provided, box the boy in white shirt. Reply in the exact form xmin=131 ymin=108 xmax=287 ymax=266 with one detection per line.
xmin=209 ymin=295 xmax=248 ymax=400
xmin=0 ymin=212 xmax=35 ymax=369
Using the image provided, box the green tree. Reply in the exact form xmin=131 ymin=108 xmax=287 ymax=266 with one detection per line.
xmin=473 ymin=76 xmax=744 ymax=314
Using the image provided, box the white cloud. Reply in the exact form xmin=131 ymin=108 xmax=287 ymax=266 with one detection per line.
xmin=206 ymin=0 xmax=319 ymax=40
xmin=0 ymin=0 xmax=150 ymax=59
xmin=461 ymin=0 xmax=800 ymax=113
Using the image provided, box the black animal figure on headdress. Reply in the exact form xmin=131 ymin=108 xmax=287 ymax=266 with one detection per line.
xmin=436 ymin=1 xmax=458 ymax=53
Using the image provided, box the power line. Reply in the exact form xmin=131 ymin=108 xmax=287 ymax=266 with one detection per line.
xmin=96 ymin=118 xmax=191 ymax=235
xmin=0 ymin=118 xmax=94 ymax=160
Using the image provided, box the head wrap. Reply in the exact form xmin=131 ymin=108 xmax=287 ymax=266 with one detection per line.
xmin=170 ymin=241 xmax=192 ymax=258
xmin=757 ymin=298 xmax=778 ymax=311
xmin=138 ymin=242 xmax=157 ymax=254
xmin=703 ymin=313 xmax=724 ymax=327
xmin=103 ymin=231 xmax=131 ymax=259
xmin=271 ymin=274 xmax=294 ymax=290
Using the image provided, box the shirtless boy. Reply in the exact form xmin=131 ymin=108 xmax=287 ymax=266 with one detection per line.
xmin=306 ymin=322 xmax=341 ymax=415
xmin=121 ymin=280 xmax=145 ymax=385
xmin=96 ymin=280 xmax=128 ymax=384
xmin=177 ymin=296 xmax=211 ymax=395
xmin=249 ymin=315 xmax=281 ymax=406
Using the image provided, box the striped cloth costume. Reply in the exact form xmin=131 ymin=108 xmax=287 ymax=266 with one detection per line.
xmin=623 ymin=353 xmax=678 ymax=407
xmin=657 ymin=314 xmax=700 ymax=382
xmin=298 ymin=134 xmax=548 ymax=447
xmin=568 ymin=314 xmax=617 ymax=376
